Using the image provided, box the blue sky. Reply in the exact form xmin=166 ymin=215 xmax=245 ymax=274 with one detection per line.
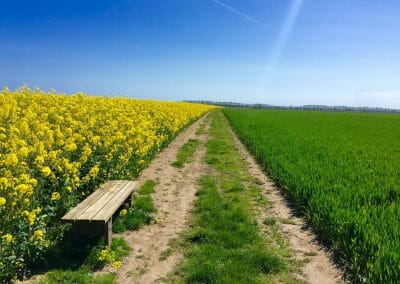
xmin=1 ymin=0 xmax=399 ymax=108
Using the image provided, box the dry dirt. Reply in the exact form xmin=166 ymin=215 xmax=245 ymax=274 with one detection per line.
xmin=230 ymin=127 xmax=344 ymax=284
xmin=100 ymin=114 xmax=211 ymax=283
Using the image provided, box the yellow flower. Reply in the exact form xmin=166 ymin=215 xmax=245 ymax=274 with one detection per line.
xmin=2 ymin=233 xmax=14 ymax=243
xmin=35 ymin=155 xmax=45 ymax=164
xmin=23 ymin=211 xmax=36 ymax=226
xmin=0 ymin=177 xmax=8 ymax=187
xmin=41 ymin=166 xmax=52 ymax=176
xmin=18 ymin=147 xmax=29 ymax=158
xmin=88 ymin=165 xmax=99 ymax=178
xmin=111 ymin=260 xmax=122 ymax=269
xmin=4 ymin=153 xmax=18 ymax=166
xmin=119 ymin=209 xmax=128 ymax=217
xmin=15 ymin=184 xmax=32 ymax=195
xmin=29 ymin=178 xmax=38 ymax=187
xmin=0 ymin=197 xmax=6 ymax=206
xmin=30 ymin=229 xmax=44 ymax=242
xmin=64 ymin=143 xmax=77 ymax=152
xmin=91 ymin=136 xmax=101 ymax=144
xmin=98 ymin=249 xmax=109 ymax=261
xmin=66 ymin=186 xmax=72 ymax=193
xmin=51 ymin=192 xmax=61 ymax=201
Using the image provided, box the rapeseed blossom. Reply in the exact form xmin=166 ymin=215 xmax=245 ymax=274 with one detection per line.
xmin=41 ymin=167 xmax=52 ymax=177
xmin=51 ymin=192 xmax=61 ymax=201
xmin=2 ymin=233 xmax=14 ymax=243
xmin=30 ymin=230 xmax=44 ymax=242
xmin=119 ymin=209 xmax=128 ymax=216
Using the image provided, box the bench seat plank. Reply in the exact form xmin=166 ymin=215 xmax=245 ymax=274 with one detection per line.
xmin=92 ymin=181 xmax=136 ymax=221
xmin=75 ymin=180 xmax=127 ymax=221
xmin=61 ymin=186 xmax=110 ymax=221
xmin=62 ymin=180 xmax=136 ymax=222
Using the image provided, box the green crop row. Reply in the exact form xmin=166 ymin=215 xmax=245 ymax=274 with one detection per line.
xmin=224 ymin=108 xmax=400 ymax=283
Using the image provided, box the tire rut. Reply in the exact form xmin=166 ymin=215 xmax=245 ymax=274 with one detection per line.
xmin=229 ymin=123 xmax=344 ymax=284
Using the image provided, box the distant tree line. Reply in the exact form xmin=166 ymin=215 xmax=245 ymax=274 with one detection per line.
xmin=185 ymin=100 xmax=400 ymax=113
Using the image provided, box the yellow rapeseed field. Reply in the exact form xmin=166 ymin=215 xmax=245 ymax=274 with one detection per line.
xmin=0 ymin=86 xmax=214 ymax=279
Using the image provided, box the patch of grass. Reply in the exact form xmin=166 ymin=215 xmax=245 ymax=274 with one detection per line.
xmin=281 ymin=218 xmax=297 ymax=225
xmin=112 ymin=218 xmax=127 ymax=233
xmin=248 ymin=185 xmax=268 ymax=207
xmin=113 ymin=179 xmax=156 ymax=233
xmin=304 ymin=251 xmax=318 ymax=257
xmin=159 ymin=248 xmax=173 ymax=261
xmin=264 ymin=217 xmax=278 ymax=226
xmin=137 ymin=179 xmax=158 ymax=195
xmin=171 ymin=139 xmax=199 ymax=168
xmin=263 ymin=217 xmax=296 ymax=226
xmin=178 ymin=176 xmax=283 ymax=283
xmin=111 ymin=238 xmax=131 ymax=259
xmin=40 ymin=269 xmax=116 ymax=284
xmin=195 ymin=123 xmax=206 ymax=135
xmin=138 ymin=266 xmax=149 ymax=276
xmin=39 ymin=238 xmax=129 ymax=283
xmin=113 ymin=195 xmax=155 ymax=232
xmin=84 ymin=237 xmax=131 ymax=270
xmin=253 ymin=177 xmax=265 ymax=185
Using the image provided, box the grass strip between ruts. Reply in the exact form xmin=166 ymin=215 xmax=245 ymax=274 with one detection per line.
xmin=173 ymin=110 xmax=285 ymax=283
xmin=171 ymin=139 xmax=199 ymax=168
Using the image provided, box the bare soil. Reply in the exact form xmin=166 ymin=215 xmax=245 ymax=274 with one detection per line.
xmin=101 ymin=115 xmax=211 ymax=283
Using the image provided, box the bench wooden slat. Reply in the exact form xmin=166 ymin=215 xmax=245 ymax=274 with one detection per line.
xmin=62 ymin=185 xmax=110 ymax=221
xmin=62 ymin=180 xmax=136 ymax=222
xmin=75 ymin=180 xmax=133 ymax=221
xmin=75 ymin=180 xmax=126 ymax=221
xmin=91 ymin=181 xmax=136 ymax=221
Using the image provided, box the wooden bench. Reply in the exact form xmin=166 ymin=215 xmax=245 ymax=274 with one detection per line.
xmin=62 ymin=180 xmax=136 ymax=246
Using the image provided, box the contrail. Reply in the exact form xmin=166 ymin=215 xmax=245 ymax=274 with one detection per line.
xmin=267 ymin=0 xmax=304 ymax=71
xmin=210 ymin=0 xmax=269 ymax=29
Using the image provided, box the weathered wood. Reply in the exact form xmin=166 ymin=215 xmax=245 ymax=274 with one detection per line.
xmin=92 ymin=182 xmax=136 ymax=221
xmin=62 ymin=180 xmax=136 ymax=246
xmin=62 ymin=187 xmax=109 ymax=220
xmin=62 ymin=180 xmax=136 ymax=222
xmin=104 ymin=219 xmax=112 ymax=246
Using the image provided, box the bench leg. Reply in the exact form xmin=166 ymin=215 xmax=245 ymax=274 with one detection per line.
xmin=104 ymin=219 xmax=112 ymax=247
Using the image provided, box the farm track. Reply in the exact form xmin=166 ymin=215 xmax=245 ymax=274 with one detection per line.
xmin=100 ymin=114 xmax=211 ymax=283
xmin=103 ymin=110 xmax=343 ymax=283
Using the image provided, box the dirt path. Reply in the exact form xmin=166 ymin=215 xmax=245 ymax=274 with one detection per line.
xmin=230 ymin=127 xmax=344 ymax=284
xmin=102 ymin=115 xmax=210 ymax=283
xmin=102 ymin=110 xmax=343 ymax=284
